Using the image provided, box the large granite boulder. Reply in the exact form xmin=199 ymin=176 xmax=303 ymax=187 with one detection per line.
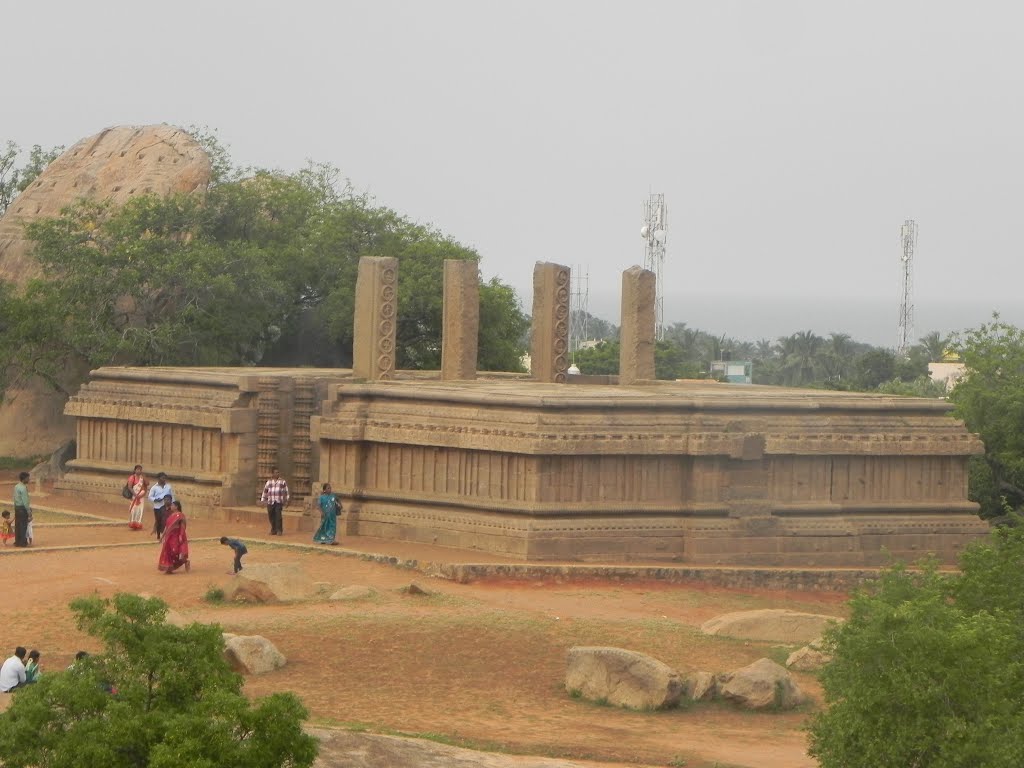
xmin=223 ymin=633 xmax=286 ymax=675
xmin=224 ymin=562 xmax=322 ymax=603
xmin=684 ymin=670 xmax=717 ymax=701
xmin=0 ymin=124 xmax=211 ymax=456
xmin=719 ymin=658 xmax=806 ymax=710
xmin=565 ymin=646 xmax=684 ymax=710
xmin=700 ymin=609 xmax=842 ymax=644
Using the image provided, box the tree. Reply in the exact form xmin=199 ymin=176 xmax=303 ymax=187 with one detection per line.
xmin=949 ymin=317 xmax=1024 ymax=517
xmin=0 ymin=155 xmax=529 ymax=392
xmin=0 ymin=593 xmax=317 ymax=768
xmin=918 ymin=330 xmax=950 ymax=363
xmin=0 ymin=141 xmax=63 ymax=216
xmin=808 ymin=529 xmax=1024 ymax=768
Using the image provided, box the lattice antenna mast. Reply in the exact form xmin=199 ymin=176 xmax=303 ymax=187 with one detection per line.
xmin=569 ymin=266 xmax=590 ymax=363
xmin=641 ymin=193 xmax=667 ymax=340
xmin=897 ymin=219 xmax=917 ymax=357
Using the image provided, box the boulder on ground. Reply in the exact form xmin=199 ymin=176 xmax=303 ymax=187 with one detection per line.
xmin=700 ymin=609 xmax=842 ymax=644
xmin=223 ymin=634 xmax=286 ymax=675
xmin=719 ymin=658 xmax=806 ymax=710
xmin=330 ymin=585 xmax=375 ymax=601
xmin=224 ymin=562 xmax=320 ymax=603
xmin=565 ymin=646 xmax=684 ymax=710
xmin=684 ymin=670 xmax=717 ymax=701
xmin=403 ymin=582 xmax=430 ymax=596
xmin=787 ymin=637 xmax=832 ymax=671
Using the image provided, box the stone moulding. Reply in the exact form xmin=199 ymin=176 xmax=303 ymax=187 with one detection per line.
xmin=311 ymin=379 xmax=987 ymax=563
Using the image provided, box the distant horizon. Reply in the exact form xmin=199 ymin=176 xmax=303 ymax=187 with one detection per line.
xmin=579 ymin=291 xmax=1016 ymax=349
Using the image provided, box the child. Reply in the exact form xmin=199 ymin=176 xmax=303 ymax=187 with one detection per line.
xmin=25 ymin=650 xmax=41 ymax=683
xmin=25 ymin=510 xmax=33 ymax=546
xmin=0 ymin=510 xmax=12 ymax=545
xmin=219 ymin=536 xmax=248 ymax=574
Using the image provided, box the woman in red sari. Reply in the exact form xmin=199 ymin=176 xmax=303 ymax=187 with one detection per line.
xmin=158 ymin=501 xmax=190 ymax=574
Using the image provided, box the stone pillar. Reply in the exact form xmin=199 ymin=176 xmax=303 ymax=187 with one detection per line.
xmin=619 ymin=265 xmax=656 ymax=384
xmin=441 ymin=259 xmax=480 ymax=381
xmin=530 ymin=262 xmax=570 ymax=383
xmin=352 ymin=256 xmax=398 ymax=380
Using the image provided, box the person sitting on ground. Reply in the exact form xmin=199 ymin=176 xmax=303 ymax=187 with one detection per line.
xmin=24 ymin=650 xmax=41 ymax=683
xmin=0 ymin=510 xmax=12 ymax=545
xmin=219 ymin=536 xmax=248 ymax=574
xmin=0 ymin=647 xmax=27 ymax=693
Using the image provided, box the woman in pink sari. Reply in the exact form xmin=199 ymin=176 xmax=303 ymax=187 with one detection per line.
xmin=127 ymin=464 xmax=147 ymax=530
xmin=158 ymin=501 xmax=190 ymax=574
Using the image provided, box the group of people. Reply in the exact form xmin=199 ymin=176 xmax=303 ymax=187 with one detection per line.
xmin=1 ymin=473 xmax=34 ymax=547
xmin=120 ymin=465 xmax=343 ymax=575
xmin=0 ymin=647 xmax=42 ymax=693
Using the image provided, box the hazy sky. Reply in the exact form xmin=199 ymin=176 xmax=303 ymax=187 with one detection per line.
xmin=6 ymin=1 xmax=1023 ymax=346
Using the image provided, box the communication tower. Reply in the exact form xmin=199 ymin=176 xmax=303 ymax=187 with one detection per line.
xmin=569 ymin=266 xmax=590 ymax=364
xmin=641 ymin=194 xmax=667 ymax=340
xmin=897 ymin=219 xmax=917 ymax=357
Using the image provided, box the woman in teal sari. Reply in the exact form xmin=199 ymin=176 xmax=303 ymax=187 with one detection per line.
xmin=313 ymin=483 xmax=341 ymax=545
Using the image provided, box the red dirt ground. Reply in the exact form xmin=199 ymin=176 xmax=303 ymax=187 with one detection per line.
xmin=0 ymin=475 xmax=843 ymax=768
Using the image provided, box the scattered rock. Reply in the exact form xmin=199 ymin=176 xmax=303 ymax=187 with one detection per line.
xmin=719 ymin=658 xmax=806 ymax=710
xmin=330 ymin=585 xmax=375 ymax=601
xmin=404 ymin=582 xmax=430 ymax=596
xmin=223 ymin=634 xmax=286 ymax=675
xmin=224 ymin=562 xmax=319 ymax=603
xmin=787 ymin=637 xmax=832 ymax=671
xmin=565 ymin=646 xmax=684 ymax=710
xmin=700 ymin=609 xmax=843 ymax=644
xmin=684 ymin=670 xmax=717 ymax=701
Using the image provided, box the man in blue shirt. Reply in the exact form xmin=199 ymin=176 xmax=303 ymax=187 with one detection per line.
xmin=147 ymin=473 xmax=174 ymax=539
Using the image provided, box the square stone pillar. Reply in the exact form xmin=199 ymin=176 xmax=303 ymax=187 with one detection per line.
xmin=441 ymin=259 xmax=480 ymax=380
xmin=619 ymin=265 xmax=656 ymax=384
xmin=352 ymin=256 xmax=398 ymax=380
xmin=530 ymin=262 xmax=571 ymax=383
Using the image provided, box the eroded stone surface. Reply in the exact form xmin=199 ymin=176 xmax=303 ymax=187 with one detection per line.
xmin=618 ymin=265 xmax=656 ymax=385
xmin=225 ymin=562 xmax=321 ymax=603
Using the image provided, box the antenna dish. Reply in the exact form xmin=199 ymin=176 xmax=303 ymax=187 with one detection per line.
xmin=654 ymin=229 xmax=666 ymax=244
xmin=640 ymin=225 xmax=650 ymax=239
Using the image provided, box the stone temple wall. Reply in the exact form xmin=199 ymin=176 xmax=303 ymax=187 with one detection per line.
xmin=57 ymin=367 xmax=349 ymax=516
xmin=309 ymin=378 xmax=987 ymax=565
xmin=57 ymin=369 xmax=987 ymax=565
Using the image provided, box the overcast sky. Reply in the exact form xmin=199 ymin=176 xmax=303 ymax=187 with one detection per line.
xmin=6 ymin=1 xmax=1022 ymax=346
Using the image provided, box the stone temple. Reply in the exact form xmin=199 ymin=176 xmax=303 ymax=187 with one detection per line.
xmin=57 ymin=259 xmax=988 ymax=566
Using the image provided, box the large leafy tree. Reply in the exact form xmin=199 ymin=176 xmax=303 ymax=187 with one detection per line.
xmin=949 ymin=317 xmax=1024 ymax=517
xmin=0 ymin=152 xmax=528 ymax=390
xmin=808 ymin=529 xmax=1024 ymax=768
xmin=0 ymin=593 xmax=317 ymax=768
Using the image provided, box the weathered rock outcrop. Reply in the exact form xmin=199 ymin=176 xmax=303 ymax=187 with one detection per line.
xmin=0 ymin=124 xmax=211 ymax=456
xmin=700 ymin=609 xmax=842 ymax=644
xmin=719 ymin=658 xmax=806 ymax=710
xmin=565 ymin=646 xmax=684 ymax=710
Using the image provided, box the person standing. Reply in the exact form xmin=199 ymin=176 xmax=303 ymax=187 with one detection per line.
xmin=313 ymin=483 xmax=341 ymax=545
xmin=13 ymin=472 xmax=30 ymax=548
xmin=260 ymin=467 xmax=289 ymax=536
xmin=126 ymin=464 xmax=148 ymax=530
xmin=158 ymin=501 xmax=190 ymax=574
xmin=0 ymin=647 xmax=27 ymax=693
xmin=147 ymin=473 xmax=174 ymax=540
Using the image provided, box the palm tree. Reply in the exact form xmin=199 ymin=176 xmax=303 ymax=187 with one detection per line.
xmin=918 ymin=330 xmax=950 ymax=363
xmin=781 ymin=330 xmax=824 ymax=386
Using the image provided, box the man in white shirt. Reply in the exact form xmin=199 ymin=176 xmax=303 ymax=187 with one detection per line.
xmin=147 ymin=473 xmax=175 ymax=539
xmin=0 ymin=647 xmax=27 ymax=693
